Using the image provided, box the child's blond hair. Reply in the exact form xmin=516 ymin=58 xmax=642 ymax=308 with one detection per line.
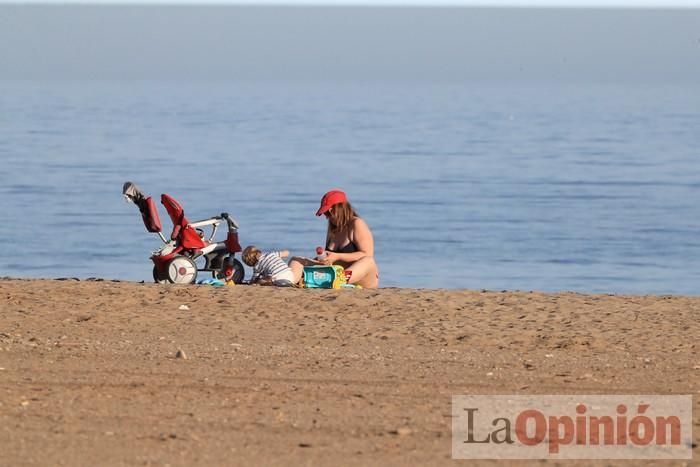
xmin=242 ymin=245 xmax=262 ymax=267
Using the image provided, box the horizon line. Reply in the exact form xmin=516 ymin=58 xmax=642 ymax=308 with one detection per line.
xmin=1 ymin=0 xmax=699 ymax=8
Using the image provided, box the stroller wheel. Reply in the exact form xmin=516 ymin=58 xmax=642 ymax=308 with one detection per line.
xmin=152 ymin=266 xmax=168 ymax=284
xmin=166 ymin=256 xmax=198 ymax=284
xmin=215 ymin=258 xmax=245 ymax=284
xmin=230 ymin=258 xmax=245 ymax=284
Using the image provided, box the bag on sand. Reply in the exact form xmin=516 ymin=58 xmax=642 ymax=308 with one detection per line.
xmin=302 ymin=265 xmax=348 ymax=289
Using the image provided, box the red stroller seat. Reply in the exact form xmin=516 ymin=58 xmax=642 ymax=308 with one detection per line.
xmin=161 ymin=194 xmax=207 ymax=251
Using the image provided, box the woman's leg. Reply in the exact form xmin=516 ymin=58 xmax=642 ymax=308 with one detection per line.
xmin=346 ymin=256 xmax=379 ymax=289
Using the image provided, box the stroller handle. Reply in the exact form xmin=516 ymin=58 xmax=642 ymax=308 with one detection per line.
xmin=220 ymin=212 xmax=240 ymax=231
xmin=184 ymin=213 xmax=239 ymax=244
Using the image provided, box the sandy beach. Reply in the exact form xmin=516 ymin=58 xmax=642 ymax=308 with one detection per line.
xmin=0 ymin=277 xmax=697 ymax=466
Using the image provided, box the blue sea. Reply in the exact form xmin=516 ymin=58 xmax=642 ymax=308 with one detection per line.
xmin=1 ymin=81 xmax=699 ymax=294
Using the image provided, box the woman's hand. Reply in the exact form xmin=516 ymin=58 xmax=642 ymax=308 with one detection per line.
xmin=322 ymin=251 xmax=340 ymax=265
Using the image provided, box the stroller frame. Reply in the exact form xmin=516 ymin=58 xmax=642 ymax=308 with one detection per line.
xmin=123 ymin=182 xmax=245 ymax=284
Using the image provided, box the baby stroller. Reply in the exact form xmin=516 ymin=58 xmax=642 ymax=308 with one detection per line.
xmin=123 ymin=182 xmax=245 ymax=284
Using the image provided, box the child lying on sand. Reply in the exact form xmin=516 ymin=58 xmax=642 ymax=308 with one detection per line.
xmin=242 ymin=246 xmax=295 ymax=287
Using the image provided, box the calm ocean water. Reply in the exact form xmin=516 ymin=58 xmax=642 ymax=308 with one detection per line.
xmin=1 ymin=81 xmax=699 ymax=294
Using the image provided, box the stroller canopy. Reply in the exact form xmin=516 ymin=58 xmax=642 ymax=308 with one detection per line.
xmin=122 ymin=181 xmax=162 ymax=234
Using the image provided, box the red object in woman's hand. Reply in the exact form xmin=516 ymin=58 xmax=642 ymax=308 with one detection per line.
xmin=315 ymin=246 xmax=328 ymax=261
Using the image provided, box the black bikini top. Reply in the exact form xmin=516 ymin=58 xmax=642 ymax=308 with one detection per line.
xmin=326 ymin=241 xmax=358 ymax=254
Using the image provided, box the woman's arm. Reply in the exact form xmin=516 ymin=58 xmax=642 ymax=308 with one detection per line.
xmin=325 ymin=218 xmax=374 ymax=264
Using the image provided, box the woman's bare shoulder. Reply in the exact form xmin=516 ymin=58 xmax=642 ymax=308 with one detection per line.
xmin=351 ymin=217 xmax=374 ymax=238
xmin=352 ymin=216 xmax=370 ymax=230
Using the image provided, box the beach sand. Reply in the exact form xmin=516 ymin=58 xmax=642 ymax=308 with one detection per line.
xmin=0 ymin=278 xmax=697 ymax=466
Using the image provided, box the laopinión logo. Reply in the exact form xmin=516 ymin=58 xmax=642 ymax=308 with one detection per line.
xmin=452 ymin=395 xmax=692 ymax=459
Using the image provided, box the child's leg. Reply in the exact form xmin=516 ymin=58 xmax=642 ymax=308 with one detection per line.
xmin=288 ymin=256 xmax=321 ymax=284
xmin=272 ymin=269 xmax=296 ymax=287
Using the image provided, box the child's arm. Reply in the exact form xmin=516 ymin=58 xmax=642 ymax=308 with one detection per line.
xmin=273 ymin=250 xmax=290 ymax=258
xmin=250 ymin=264 xmax=262 ymax=283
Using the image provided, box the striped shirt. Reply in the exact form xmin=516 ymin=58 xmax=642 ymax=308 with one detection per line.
xmin=252 ymin=251 xmax=292 ymax=282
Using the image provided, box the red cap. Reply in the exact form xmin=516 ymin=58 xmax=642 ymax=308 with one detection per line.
xmin=316 ymin=190 xmax=347 ymax=216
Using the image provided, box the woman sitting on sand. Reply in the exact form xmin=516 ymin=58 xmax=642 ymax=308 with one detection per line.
xmin=288 ymin=190 xmax=379 ymax=289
